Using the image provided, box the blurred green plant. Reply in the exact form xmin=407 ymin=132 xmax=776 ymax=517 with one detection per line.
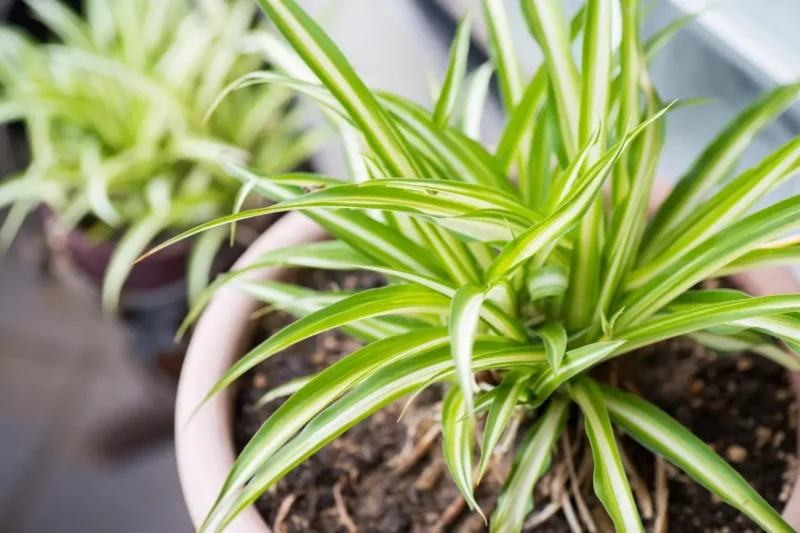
xmin=0 ymin=0 xmax=323 ymax=310
xmin=150 ymin=0 xmax=800 ymax=531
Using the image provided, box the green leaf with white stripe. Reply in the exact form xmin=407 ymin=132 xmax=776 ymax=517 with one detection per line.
xmin=254 ymin=0 xmax=419 ymax=179
xmin=477 ymin=370 xmax=529 ymax=481
xmin=570 ymin=378 xmax=644 ymax=533
xmin=668 ymin=290 xmax=800 ymax=348
xmin=564 ymin=0 xmax=613 ymax=331
xmin=102 ymin=211 xmax=171 ymax=313
xmin=487 ymin=109 xmax=668 ymax=280
xmin=139 ymin=180 xmax=539 ymax=264
xmin=632 ymin=136 xmax=800 ymax=288
xmin=535 ymin=322 xmax=567 ymax=371
xmin=185 ymin=244 xmax=523 ymax=342
xmin=482 ymin=0 xmax=523 ymax=111
xmin=521 ymin=0 xmax=580 ymax=157
xmin=601 ymin=383 xmax=795 ymax=533
xmin=204 ymin=285 xmax=451 ymax=403
xmin=611 ymin=0 xmax=641 ymax=205
xmin=716 ymin=237 xmax=800 ymax=276
xmin=527 ymin=265 xmax=568 ymax=301
xmin=209 ymin=340 xmax=544 ymax=532
xmin=598 ymin=65 xmax=664 ymax=322
xmin=461 ymin=62 xmax=494 ymax=140
xmin=380 ymin=94 xmax=515 ymax=192
xmin=530 ymin=340 xmax=626 ymax=403
xmin=620 ymin=195 xmax=800 ymax=327
xmin=642 ymin=82 xmax=800 ymax=262
xmin=187 ymin=227 xmax=226 ymax=307
xmin=201 ymin=329 xmax=453 ymax=531
xmin=616 ymin=293 xmax=800 ymax=355
xmin=218 ymin=164 xmax=447 ymax=277
xmin=490 ymin=396 xmax=569 ymax=533
xmin=450 ymin=285 xmax=491 ymax=414
xmin=494 ymin=6 xmax=584 ymax=172
xmin=230 ymin=279 xmax=420 ymax=341
xmin=254 ymin=375 xmax=314 ymax=409
xmin=442 ymin=386 xmax=483 ymax=518
xmin=434 ymin=14 xmax=471 ymax=128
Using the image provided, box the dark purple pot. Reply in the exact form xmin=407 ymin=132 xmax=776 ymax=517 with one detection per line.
xmin=42 ymin=210 xmax=191 ymax=296
xmin=66 ymin=227 xmax=191 ymax=292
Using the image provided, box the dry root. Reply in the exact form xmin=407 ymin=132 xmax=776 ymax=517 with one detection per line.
xmin=333 ymin=478 xmax=358 ymax=533
xmin=654 ymin=456 xmax=670 ymax=533
xmin=619 ymin=442 xmax=654 ymax=519
xmin=390 ymin=422 xmax=441 ymax=474
xmin=432 ymin=493 xmax=468 ymax=532
xmin=413 ymin=457 xmax=444 ymax=491
xmin=273 ymin=493 xmax=297 ymax=533
xmin=561 ymin=434 xmax=597 ymax=533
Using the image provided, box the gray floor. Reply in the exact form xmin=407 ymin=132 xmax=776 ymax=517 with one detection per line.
xmin=0 ymin=247 xmax=192 ymax=533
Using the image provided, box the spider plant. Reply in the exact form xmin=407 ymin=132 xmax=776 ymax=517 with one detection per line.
xmin=150 ymin=0 xmax=800 ymax=531
xmin=0 ymin=0 xmax=321 ymax=310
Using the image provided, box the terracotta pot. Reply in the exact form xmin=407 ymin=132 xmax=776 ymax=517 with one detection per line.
xmin=175 ymin=209 xmax=800 ymax=532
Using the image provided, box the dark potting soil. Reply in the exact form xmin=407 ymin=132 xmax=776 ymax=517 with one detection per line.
xmin=617 ymin=336 xmax=798 ymax=533
xmin=235 ymin=271 xmax=797 ymax=532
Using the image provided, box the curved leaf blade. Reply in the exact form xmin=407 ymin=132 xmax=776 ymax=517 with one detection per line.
xmin=535 ymin=322 xmax=567 ymax=371
xmin=205 ymin=285 xmax=451 ymax=402
xmin=601 ymin=383 xmax=794 ymax=533
xmin=434 ymin=14 xmax=472 ymax=128
xmin=211 ymin=341 xmax=545 ymax=531
xmin=477 ymin=370 xmax=529 ymax=481
xmin=642 ymin=82 xmax=800 ymax=261
xmin=491 ymin=396 xmax=569 ymax=533
xmin=570 ymin=379 xmax=644 ymax=533
xmin=442 ymin=386 xmax=483 ymax=517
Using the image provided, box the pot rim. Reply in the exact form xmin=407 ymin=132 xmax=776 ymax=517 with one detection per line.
xmin=175 ymin=211 xmax=800 ymax=533
xmin=176 ymin=212 xmax=328 ymax=533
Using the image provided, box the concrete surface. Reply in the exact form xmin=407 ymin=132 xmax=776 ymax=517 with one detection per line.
xmin=0 ymin=248 xmax=192 ymax=533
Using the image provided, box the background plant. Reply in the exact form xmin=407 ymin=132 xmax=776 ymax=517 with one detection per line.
xmin=0 ymin=0 xmax=322 ymax=310
xmin=153 ymin=0 xmax=800 ymax=531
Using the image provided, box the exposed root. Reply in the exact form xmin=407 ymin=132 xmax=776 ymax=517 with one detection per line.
xmin=333 ymin=478 xmax=358 ymax=533
xmin=413 ymin=457 xmax=444 ymax=491
xmin=389 ymin=412 xmax=422 ymax=465
xmin=619 ymin=442 xmax=654 ymax=519
xmin=654 ymin=456 xmax=670 ymax=533
xmin=561 ymin=434 xmax=597 ymax=533
xmin=391 ymin=423 xmax=441 ymax=474
xmin=525 ymin=463 xmax=568 ymax=528
xmin=523 ymin=501 xmax=563 ymax=529
xmin=561 ymin=494 xmax=584 ymax=533
xmin=273 ymin=493 xmax=297 ymax=533
xmin=551 ymin=463 xmax=569 ymax=501
xmin=432 ymin=494 xmax=467 ymax=532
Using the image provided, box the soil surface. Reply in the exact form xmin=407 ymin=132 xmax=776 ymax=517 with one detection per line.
xmin=618 ymin=336 xmax=798 ymax=533
xmin=235 ymin=271 xmax=797 ymax=532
